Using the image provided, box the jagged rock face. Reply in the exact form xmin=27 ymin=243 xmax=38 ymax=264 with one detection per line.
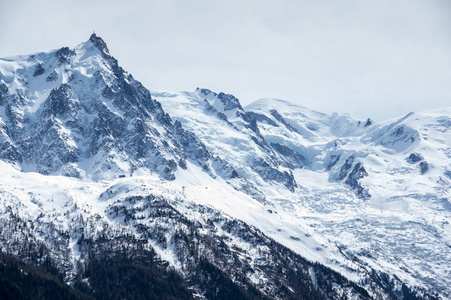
xmin=344 ymin=162 xmax=370 ymax=199
xmin=154 ymin=88 xmax=302 ymax=193
xmin=270 ymin=142 xmax=306 ymax=169
xmin=332 ymin=156 xmax=370 ymax=199
xmin=0 ymin=116 xmax=21 ymax=163
xmin=0 ymin=34 xmax=224 ymax=181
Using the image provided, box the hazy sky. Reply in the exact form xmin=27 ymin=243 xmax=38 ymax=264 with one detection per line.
xmin=1 ymin=0 xmax=451 ymax=121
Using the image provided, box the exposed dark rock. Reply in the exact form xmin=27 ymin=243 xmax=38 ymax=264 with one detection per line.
xmin=390 ymin=126 xmax=416 ymax=143
xmin=46 ymin=71 xmax=58 ymax=82
xmin=203 ymin=99 xmax=235 ymax=127
xmin=407 ymin=153 xmax=424 ymax=164
xmin=55 ymin=47 xmax=74 ymax=64
xmin=89 ymin=33 xmax=109 ymax=54
xmin=217 ymin=92 xmax=245 ymax=112
xmin=0 ymin=124 xmax=22 ymax=163
xmin=252 ymin=158 xmax=297 ymax=191
xmin=270 ymin=142 xmax=306 ymax=168
xmin=364 ymin=118 xmax=373 ymax=127
xmin=419 ymin=161 xmax=429 ymax=175
xmin=42 ymin=84 xmax=77 ymax=118
xmin=345 ymin=162 xmax=370 ymax=199
xmin=196 ymin=87 xmax=216 ymax=97
xmin=172 ymin=120 xmax=209 ymax=167
xmin=0 ymin=81 xmax=8 ymax=104
xmin=231 ymin=169 xmax=239 ymax=178
xmin=247 ymin=111 xmax=279 ymax=127
xmin=33 ymin=62 xmax=45 ymax=77
xmin=338 ymin=156 xmax=355 ymax=180
xmin=336 ymin=156 xmax=370 ymax=199
xmin=393 ymin=126 xmax=404 ymax=137
xmin=327 ymin=154 xmax=341 ymax=170
xmin=270 ymin=109 xmax=300 ymax=134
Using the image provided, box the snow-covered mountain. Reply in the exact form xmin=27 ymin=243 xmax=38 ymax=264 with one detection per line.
xmin=0 ymin=34 xmax=449 ymax=299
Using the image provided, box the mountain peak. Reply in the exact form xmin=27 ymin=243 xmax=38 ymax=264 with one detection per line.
xmin=195 ymin=87 xmax=217 ymax=97
xmin=89 ymin=33 xmax=109 ymax=54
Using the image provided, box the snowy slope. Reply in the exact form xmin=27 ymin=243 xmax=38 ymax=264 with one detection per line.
xmin=0 ymin=35 xmax=449 ymax=299
xmin=0 ymin=161 xmax=382 ymax=299
xmin=157 ymin=90 xmax=451 ymax=297
xmin=244 ymin=99 xmax=451 ymax=297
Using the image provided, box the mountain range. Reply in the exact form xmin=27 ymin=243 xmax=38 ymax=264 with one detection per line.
xmin=0 ymin=34 xmax=449 ymax=299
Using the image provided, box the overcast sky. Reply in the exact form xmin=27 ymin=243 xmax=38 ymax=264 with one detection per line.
xmin=1 ymin=0 xmax=450 ymax=121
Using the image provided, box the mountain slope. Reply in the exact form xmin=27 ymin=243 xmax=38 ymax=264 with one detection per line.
xmin=0 ymin=34 xmax=232 ymax=182
xmin=157 ymin=92 xmax=451 ymax=297
xmin=244 ymin=100 xmax=451 ymax=297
